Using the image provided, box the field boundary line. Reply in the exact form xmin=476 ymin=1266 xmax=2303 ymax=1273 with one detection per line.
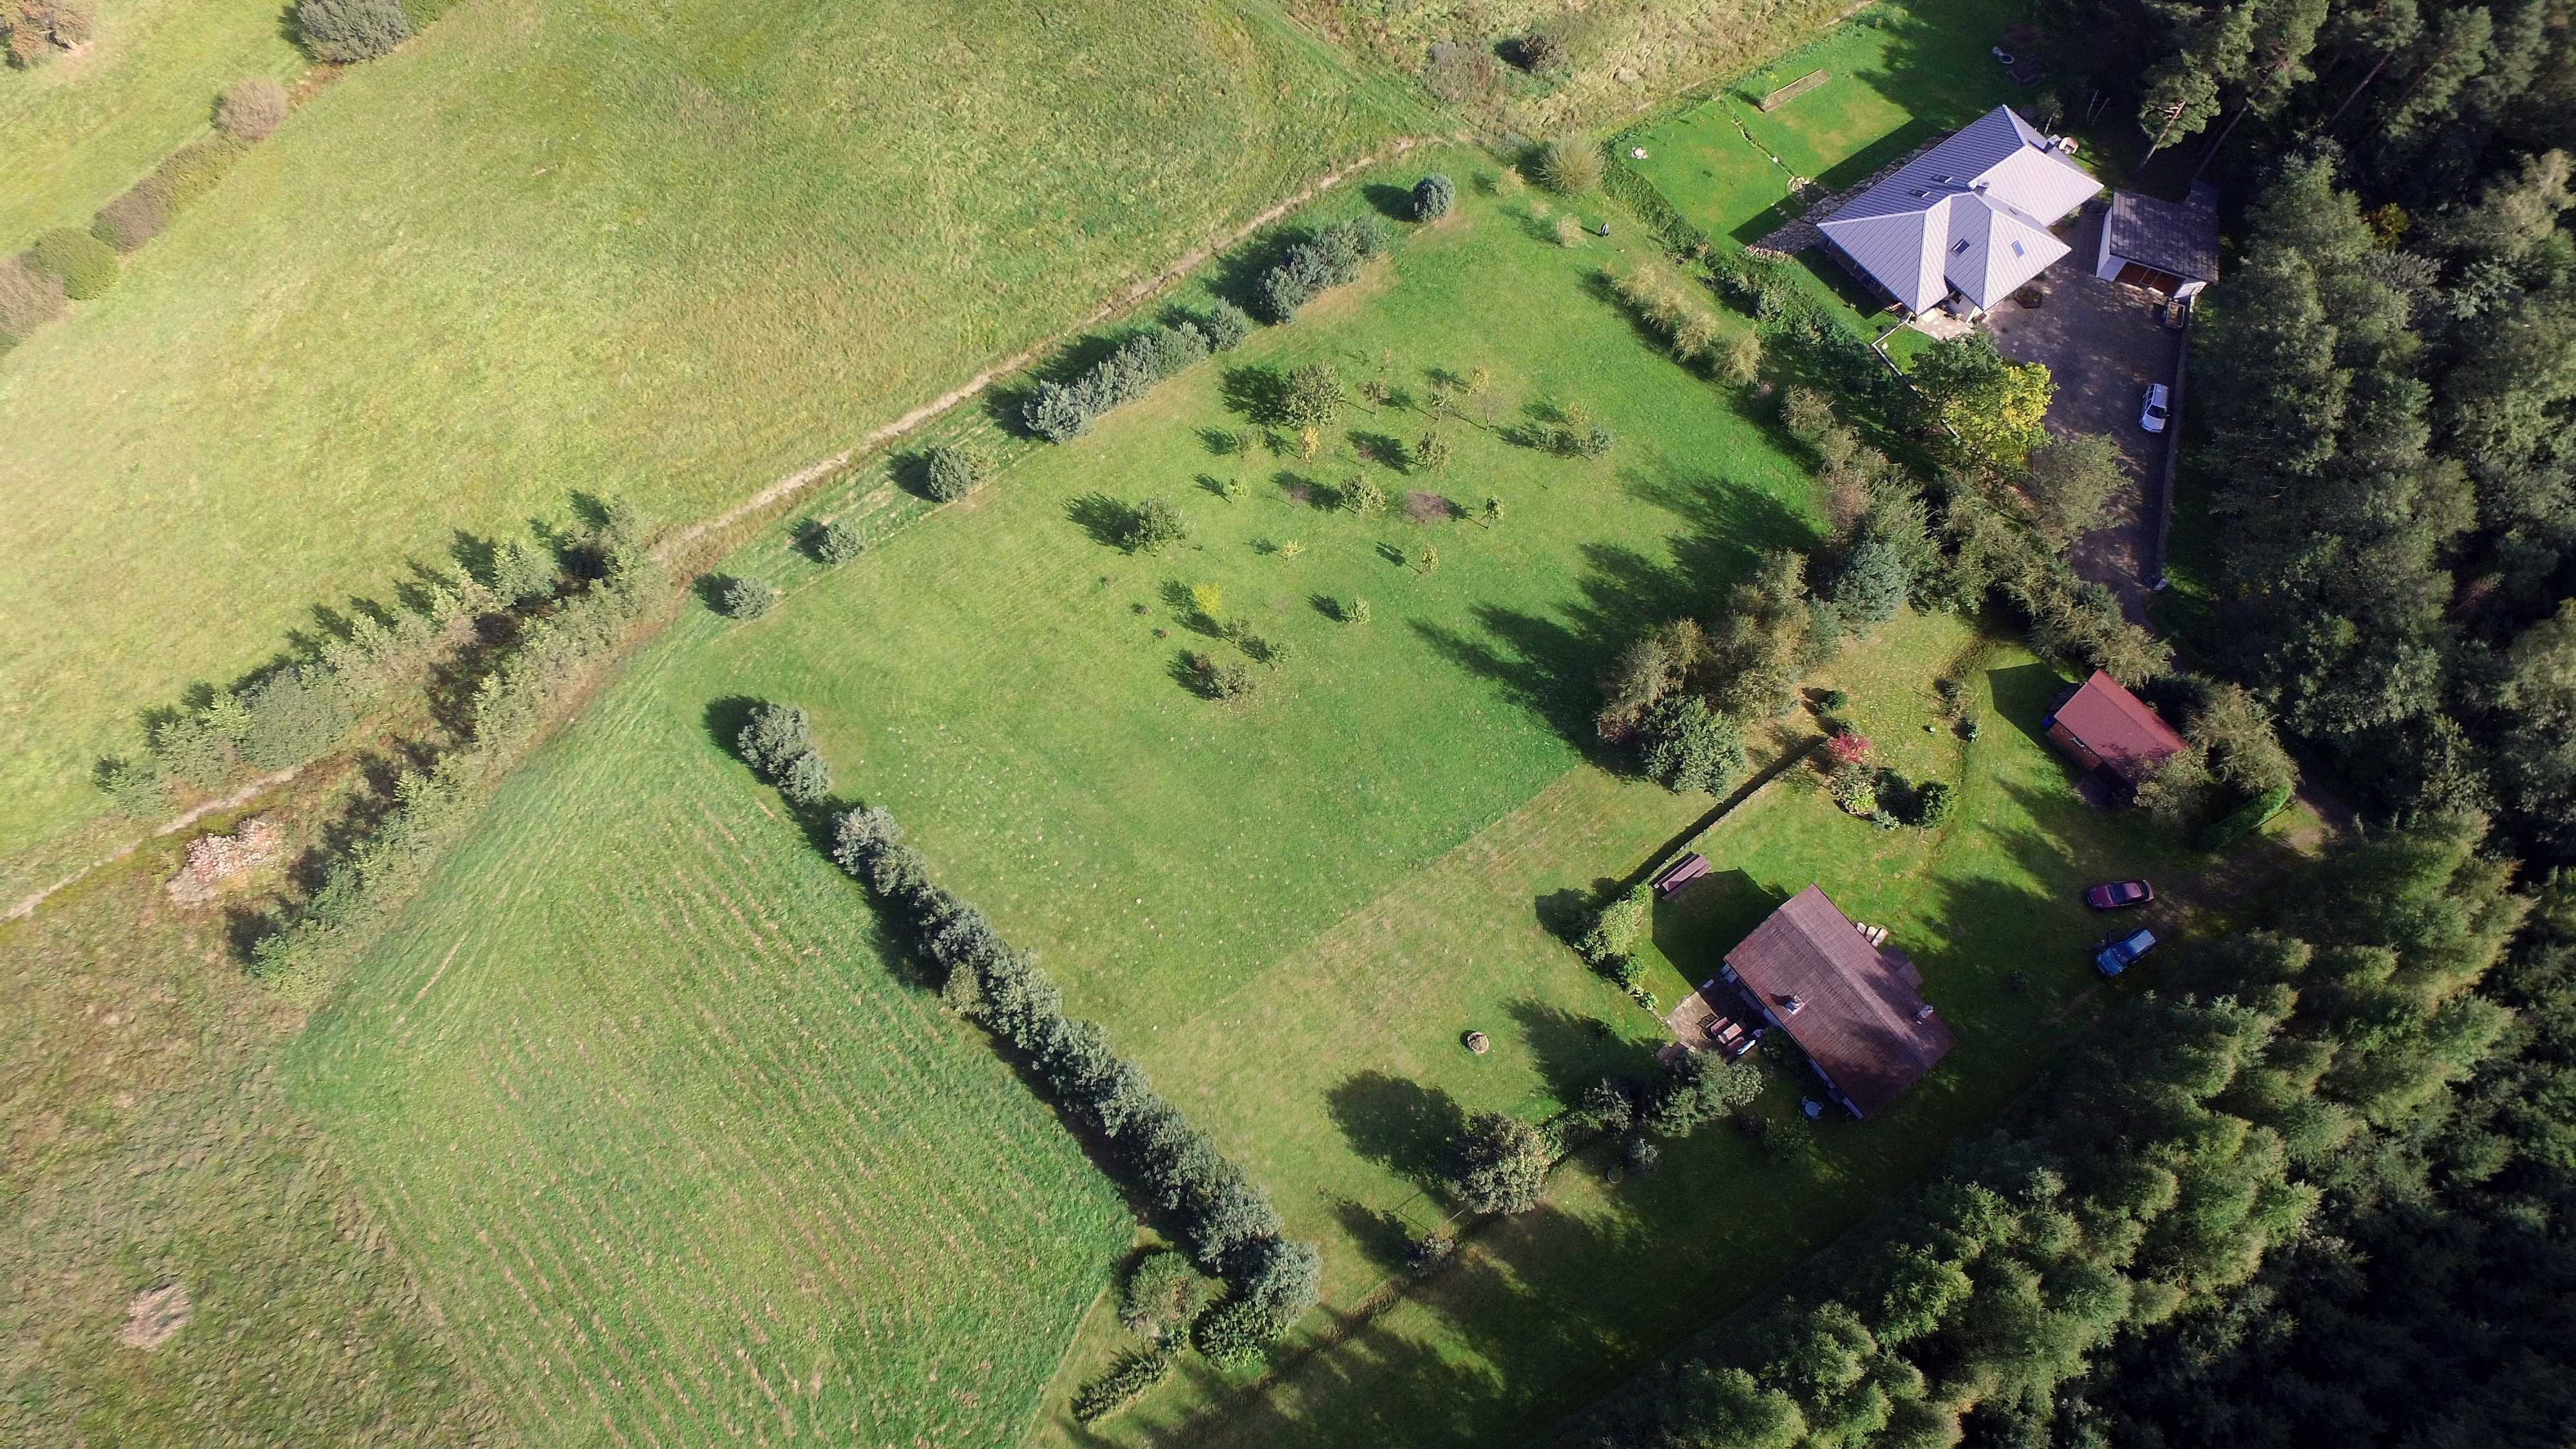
xmin=656 ymin=132 xmax=1461 ymax=560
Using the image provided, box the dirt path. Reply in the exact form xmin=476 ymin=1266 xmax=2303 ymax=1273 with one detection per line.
xmin=658 ymin=133 xmax=1455 ymax=560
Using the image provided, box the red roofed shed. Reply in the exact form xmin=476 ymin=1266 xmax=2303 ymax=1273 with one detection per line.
xmin=1721 ymin=886 xmax=1953 ymax=1120
xmin=2043 ymin=670 xmax=2186 ymax=784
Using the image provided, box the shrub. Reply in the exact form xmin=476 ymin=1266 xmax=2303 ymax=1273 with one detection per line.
xmin=239 ymin=667 xmax=351 ymax=769
xmin=1414 ymin=430 xmax=1454 ymax=473
xmin=1819 ymin=688 xmax=1849 ymax=710
xmin=1449 ymin=1111 xmax=1550 ymax=1214
xmin=91 ymin=181 xmax=173 ymax=253
xmin=151 ymin=135 xmax=251 ymax=207
xmin=1829 ymin=535 xmax=1910 ymax=629
xmin=1719 ymin=330 xmax=1765 ymax=384
xmin=808 ymin=517 xmax=864 ymax=564
xmin=1406 ymin=1233 xmax=1455 ymax=1277
xmin=1254 ymin=218 xmax=1385 ymax=322
xmin=1781 ymin=385 xmax=1836 ymax=440
xmin=216 ymin=77 xmax=289 ymax=141
xmin=737 ymin=703 xmax=813 ymax=779
xmin=1581 ymin=1077 xmax=1636 ymax=1135
xmin=922 ymin=444 xmax=981 ymax=502
xmin=1283 ymin=362 xmax=1345 ymax=431
xmin=1192 ymin=1298 xmax=1280 ymax=1368
xmin=1022 ymin=325 xmax=1209 ymax=439
xmin=0 ymin=252 xmax=68 ymax=345
xmin=1535 ymin=135 xmax=1603 ymax=194
xmin=1578 ymin=884 xmax=1651 ymax=967
xmin=718 ymin=575 xmax=780 ymax=619
xmin=1911 ymin=781 xmax=1956 ymax=828
xmin=1514 ymin=30 xmax=1569 ymax=73
xmin=1073 ymin=1344 xmax=1176 ymax=1424
xmin=295 ymin=0 xmax=411 ymax=62
xmin=96 ymin=755 xmax=167 ymax=817
xmin=31 ymin=227 xmax=117 ymax=301
xmin=1828 ymin=760 xmax=1877 ymax=817
xmin=1623 ymin=1135 xmax=1662 ymax=1175
xmin=1123 ymin=496 xmax=1186 ymax=554
xmin=2197 ymin=781 xmax=2295 ymax=853
xmin=1637 ymin=696 xmax=1746 ymax=794
xmin=1119 ymin=1250 xmax=1204 ymax=1335
xmin=1340 ymin=474 xmax=1388 ymax=517
xmin=1410 ymin=173 xmax=1456 ymax=221
xmin=778 ymin=749 xmax=832 ymax=806
xmin=1238 ymin=1236 xmax=1323 ymax=1321
xmin=1554 ymin=214 xmax=1588 ymax=249
xmin=488 ymin=539 xmax=557 ymax=606
xmin=1643 ymin=1053 xmax=1763 ymax=1137
xmin=1185 ymin=651 xmax=1255 ymax=701
xmin=1198 ymin=301 xmax=1254 ymax=350
xmin=1189 ymin=582 xmax=1223 ymax=620
xmin=151 ymin=710 xmax=238 ymax=788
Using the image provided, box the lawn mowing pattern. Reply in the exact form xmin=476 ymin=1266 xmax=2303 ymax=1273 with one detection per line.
xmin=0 ymin=0 xmax=1423 ymax=860
xmin=1037 ymin=614 xmax=2201 ymax=1446
xmin=285 ymin=638 xmax=1131 ymax=1446
xmin=0 ymin=0 xmax=303 ymax=252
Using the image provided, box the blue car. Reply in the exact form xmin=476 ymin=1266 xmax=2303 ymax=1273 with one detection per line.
xmin=2096 ymin=927 xmax=2157 ymax=978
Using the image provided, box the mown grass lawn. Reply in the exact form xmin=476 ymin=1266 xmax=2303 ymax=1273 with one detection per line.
xmin=0 ymin=0 xmax=304 ymax=251
xmin=0 ymin=0 xmax=1421 ymax=862
xmin=282 ymin=647 xmax=1135 ymax=1446
xmin=1627 ymin=0 xmax=2023 ymax=247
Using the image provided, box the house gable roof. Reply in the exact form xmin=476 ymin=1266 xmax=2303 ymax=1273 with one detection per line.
xmin=2105 ymin=188 xmax=2221 ymax=282
xmin=1723 ymin=886 xmax=1954 ymax=1119
xmin=2050 ymin=670 xmax=2188 ymax=781
xmin=1815 ymin=106 xmax=2101 ymax=312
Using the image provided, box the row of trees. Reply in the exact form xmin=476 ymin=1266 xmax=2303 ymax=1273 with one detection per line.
xmin=247 ymin=508 xmax=667 ymax=999
xmin=1570 ymin=815 xmax=2534 ymax=1447
xmin=801 ymin=793 xmax=1323 ymax=1366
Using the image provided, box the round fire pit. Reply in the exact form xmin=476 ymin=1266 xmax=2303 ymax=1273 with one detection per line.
xmin=1463 ymin=1030 xmax=1491 ymax=1056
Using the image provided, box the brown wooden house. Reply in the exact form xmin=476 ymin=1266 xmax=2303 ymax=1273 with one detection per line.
xmin=1720 ymin=886 xmax=1954 ymax=1120
xmin=2043 ymin=670 xmax=2187 ymax=786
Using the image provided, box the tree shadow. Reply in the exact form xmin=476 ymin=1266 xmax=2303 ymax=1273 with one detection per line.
xmin=1309 ymin=592 xmax=1350 ymax=622
xmin=1220 ymin=363 xmax=1291 ymax=425
xmin=1349 ymin=430 xmax=1412 ymax=471
xmin=1327 ymin=1070 xmax=1468 ymax=1189
xmin=1332 ymin=1198 xmax=1421 ymax=1274
xmin=1502 ymin=998 xmax=1653 ymax=1104
xmin=1359 ymin=181 xmax=1417 ymax=222
xmin=1065 ymin=491 xmax=1137 ymax=549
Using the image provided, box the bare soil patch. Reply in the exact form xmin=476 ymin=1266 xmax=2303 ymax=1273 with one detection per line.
xmin=118 ymin=1281 xmax=191 ymax=1350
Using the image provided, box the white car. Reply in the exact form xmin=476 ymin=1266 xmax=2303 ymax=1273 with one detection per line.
xmin=2139 ymin=383 xmax=2172 ymax=433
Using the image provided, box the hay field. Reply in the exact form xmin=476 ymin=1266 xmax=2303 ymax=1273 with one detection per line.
xmin=0 ymin=0 xmax=1421 ymax=861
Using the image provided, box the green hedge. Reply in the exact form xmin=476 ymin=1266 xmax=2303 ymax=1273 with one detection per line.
xmin=31 ymin=228 xmax=118 ymax=301
xmin=2197 ymin=781 xmax=2295 ymax=854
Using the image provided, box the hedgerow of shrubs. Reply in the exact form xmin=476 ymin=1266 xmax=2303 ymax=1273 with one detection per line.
xmin=817 ymin=800 xmax=1323 ymax=1359
xmin=31 ymin=228 xmax=117 ymax=301
xmin=1255 ymin=216 xmax=1389 ymax=322
xmin=90 ymin=182 xmax=172 ymax=253
xmin=295 ymin=0 xmax=410 ymax=62
xmin=1023 ymin=321 xmax=1215 ymax=441
xmin=1074 ymin=1343 xmax=1177 ymax=1423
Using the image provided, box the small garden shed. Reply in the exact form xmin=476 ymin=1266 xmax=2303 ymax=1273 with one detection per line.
xmin=2043 ymin=670 xmax=2186 ymax=786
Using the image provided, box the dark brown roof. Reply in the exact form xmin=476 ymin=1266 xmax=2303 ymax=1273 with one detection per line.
xmin=1724 ymin=886 xmax=1954 ymax=1119
xmin=2106 ymin=188 xmax=2219 ymax=282
xmin=2049 ymin=670 xmax=2187 ymax=782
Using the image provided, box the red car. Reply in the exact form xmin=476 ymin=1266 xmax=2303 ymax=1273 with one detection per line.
xmin=2085 ymin=880 xmax=2155 ymax=910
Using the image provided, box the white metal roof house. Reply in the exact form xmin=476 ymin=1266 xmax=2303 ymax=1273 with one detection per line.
xmin=1815 ymin=105 xmax=2102 ymax=318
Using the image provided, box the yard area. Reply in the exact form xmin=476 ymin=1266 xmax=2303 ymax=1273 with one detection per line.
xmin=1030 ymin=612 xmax=2208 ymax=1446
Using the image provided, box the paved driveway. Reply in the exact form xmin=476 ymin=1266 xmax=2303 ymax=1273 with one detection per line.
xmin=1979 ymin=208 xmax=2184 ymax=623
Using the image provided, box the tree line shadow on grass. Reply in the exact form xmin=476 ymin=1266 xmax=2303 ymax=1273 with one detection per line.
xmin=1410 ymin=467 xmax=1815 ymax=749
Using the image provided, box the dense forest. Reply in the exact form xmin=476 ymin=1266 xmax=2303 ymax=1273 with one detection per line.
xmin=1562 ymin=5 xmax=2576 ymax=1444
xmin=2048 ymin=0 xmax=2576 ymax=858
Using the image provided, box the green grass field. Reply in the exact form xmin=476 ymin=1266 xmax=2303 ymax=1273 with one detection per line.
xmin=282 ymin=647 xmax=1133 ymax=1445
xmin=296 ymin=155 xmax=2201 ymax=1444
xmin=0 ymin=0 xmax=1421 ymax=863
xmin=0 ymin=0 xmax=304 ymax=252
xmin=1032 ymin=614 xmax=2200 ymax=1446
xmin=1626 ymin=0 xmax=2023 ymax=247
